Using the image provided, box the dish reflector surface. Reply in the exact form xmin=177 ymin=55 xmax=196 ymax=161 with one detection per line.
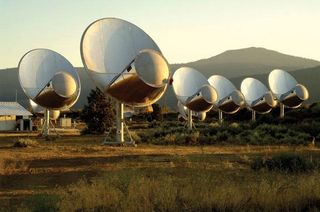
xmin=172 ymin=67 xmax=217 ymax=112
xmin=208 ymin=75 xmax=236 ymax=102
xmin=19 ymin=49 xmax=80 ymax=110
xmin=177 ymin=101 xmax=188 ymax=120
xmin=268 ymin=69 xmax=298 ymax=99
xmin=81 ymin=18 xmax=169 ymax=106
xmin=177 ymin=101 xmax=206 ymax=121
xmin=30 ymin=99 xmax=44 ymax=114
xmin=241 ymin=77 xmax=276 ymax=113
xmin=172 ymin=67 xmax=213 ymax=105
xmin=241 ymin=78 xmax=269 ymax=106
xmin=208 ymin=75 xmax=244 ymax=113
xmin=29 ymin=100 xmax=60 ymax=120
xmin=268 ymin=69 xmax=308 ymax=108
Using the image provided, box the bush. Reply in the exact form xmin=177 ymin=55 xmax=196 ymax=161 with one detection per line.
xmin=13 ymin=139 xmax=39 ymax=148
xmin=216 ymin=131 xmax=230 ymax=142
xmin=151 ymin=103 xmax=162 ymax=121
xmin=163 ymin=134 xmax=177 ymax=144
xmin=129 ymin=131 xmax=141 ymax=143
xmin=251 ymin=154 xmax=316 ymax=173
xmin=185 ymin=131 xmax=200 ymax=145
xmin=25 ymin=194 xmax=59 ymax=212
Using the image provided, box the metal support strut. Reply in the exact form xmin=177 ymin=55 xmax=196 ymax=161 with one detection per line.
xmin=41 ymin=109 xmax=59 ymax=137
xmin=252 ymin=110 xmax=256 ymax=122
xmin=218 ymin=109 xmax=223 ymax=124
xmin=43 ymin=109 xmax=50 ymax=136
xmin=116 ymin=102 xmax=124 ymax=143
xmin=187 ymin=109 xmax=193 ymax=130
xmin=280 ymin=103 xmax=285 ymax=119
xmin=103 ymin=102 xmax=136 ymax=146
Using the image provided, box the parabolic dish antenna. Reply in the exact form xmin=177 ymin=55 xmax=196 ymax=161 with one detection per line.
xmin=268 ymin=69 xmax=309 ymax=118
xmin=172 ymin=67 xmax=217 ymax=129
xmin=30 ymin=99 xmax=60 ymax=120
xmin=80 ymin=18 xmax=169 ymax=107
xmin=30 ymin=99 xmax=44 ymax=114
xmin=241 ymin=78 xmax=277 ymax=121
xmin=177 ymin=101 xmax=206 ymax=123
xmin=177 ymin=101 xmax=188 ymax=120
xmin=80 ymin=18 xmax=170 ymax=144
xmin=208 ymin=75 xmax=244 ymax=123
xmin=18 ymin=49 xmax=80 ymax=136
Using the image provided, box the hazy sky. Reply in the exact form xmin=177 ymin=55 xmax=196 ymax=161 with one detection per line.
xmin=0 ymin=0 xmax=319 ymax=68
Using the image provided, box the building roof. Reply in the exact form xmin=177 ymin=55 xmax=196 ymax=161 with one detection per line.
xmin=0 ymin=102 xmax=32 ymax=116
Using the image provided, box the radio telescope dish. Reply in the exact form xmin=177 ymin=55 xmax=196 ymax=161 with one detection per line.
xmin=241 ymin=78 xmax=277 ymax=121
xmin=177 ymin=101 xmax=188 ymax=120
xmin=172 ymin=67 xmax=217 ymax=129
xmin=81 ymin=18 xmax=170 ymax=144
xmin=19 ymin=49 xmax=80 ymax=110
xmin=268 ymin=69 xmax=309 ymax=118
xmin=197 ymin=111 xmax=206 ymax=121
xmin=172 ymin=67 xmax=217 ymax=112
xmin=30 ymin=99 xmax=44 ymax=114
xmin=49 ymin=110 xmax=60 ymax=121
xmin=177 ymin=101 xmax=206 ymax=123
xmin=208 ymin=75 xmax=244 ymax=123
xmin=19 ymin=49 xmax=80 ymax=136
xmin=30 ymin=100 xmax=60 ymax=120
xmin=81 ymin=18 xmax=169 ymax=107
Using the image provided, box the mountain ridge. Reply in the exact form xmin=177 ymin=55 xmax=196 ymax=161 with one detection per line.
xmin=170 ymin=47 xmax=320 ymax=78
xmin=172 ymin=47 xmax=320 ymax=66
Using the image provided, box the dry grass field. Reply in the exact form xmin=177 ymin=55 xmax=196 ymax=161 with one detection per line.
xmin=0 ymin=135 xmax=320 ymax=211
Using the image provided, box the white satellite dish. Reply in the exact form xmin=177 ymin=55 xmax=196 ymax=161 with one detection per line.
xmin=81 ymin=18 xmax=170 ymax=144
xmin=30 ymin=99 xmax=60 ymax=120
xmin=30 ymin=99 xmax=44 ymax=114
xmin=172 ymin=67 xmax=217 ymax=129
xmin=177 ymin=100 xmax=188 ymax=120
xmin=177 ymin=101 xmax=206 ymax=123
xmin=18 ymin=49 xmax=80 ymax=136
xmin=197 ymin=111 xmax=206 ymax=121
xmin=241 ymin=78 xmax=277 ymax=121
xmin=208 ymin=75 xmax=244 ymax=123
xmin=268 ymin=69 xmax=309 ymax=118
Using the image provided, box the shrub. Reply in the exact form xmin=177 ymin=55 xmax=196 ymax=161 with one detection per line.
xmin=129 ymin=131 xmax=141 ymax=143
xmin=163 ymin=134 xmax=177 ymax=144
xmin=251 ymin=157 xmax=265 ymax=171
xmin=251 ymin=154 xmax=316 ymax=173
xmin=199 ymin=134 xmax=215 ymax=145
xmin=293 ymin=121 xmax=320 ymax=137
xmin=229 ymin=122 xmax=239 ymax=128
xmin=209 ymin=122 xmax=220 ymax=128
xmin=185 ymin=131 xmax=200 ymax=145
xmin=25 ymin=194 xmax=59 ymax=212
xmin=13 ymin=139 xmax=39 ymax=148
xmin=151 ymin=103 xmax=162 ymax=121
xmin=216 ymin=131 xmax=230 ymax=142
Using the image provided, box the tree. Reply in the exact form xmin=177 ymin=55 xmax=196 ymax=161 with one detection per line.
xmin=80 ymin=88 xmax=115 ymax=134
xmin=151 ymin=103 xmax=162 ymax=121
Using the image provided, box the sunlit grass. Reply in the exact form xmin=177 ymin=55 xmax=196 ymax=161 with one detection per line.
xmin=53 ymin=168 xmax=320 ymax=211
xmin=0 ymin=136 xmax=319 ymax=211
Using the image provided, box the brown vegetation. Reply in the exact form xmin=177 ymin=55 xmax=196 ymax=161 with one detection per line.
xmin=0 ymin=136 xmax=319 ymax=211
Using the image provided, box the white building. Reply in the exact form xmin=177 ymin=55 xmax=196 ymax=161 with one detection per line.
xmin=0 ymin=102 xmax=33 ymax=131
